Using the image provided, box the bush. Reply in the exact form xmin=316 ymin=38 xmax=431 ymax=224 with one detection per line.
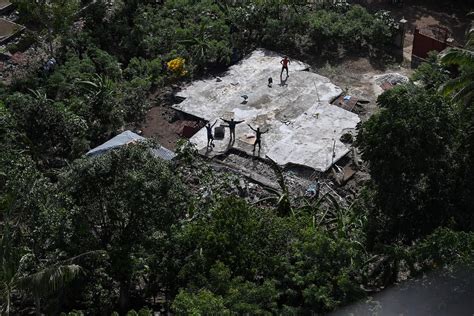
xmin=172 ymin=289 xmax=228 ymax=315
xmin=124 ymin=57 xmax=165 ymax=86
xmin=6 ymin=31 xmax=37 ymax=53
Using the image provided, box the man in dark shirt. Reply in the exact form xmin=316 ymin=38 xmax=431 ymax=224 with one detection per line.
xmin=206 ymin=120 xmax=217 ymax=148
xmin=221 ymin=118 xmax=245 ymax=143
xmin=248 ymin=124 xmax=269 ymax=153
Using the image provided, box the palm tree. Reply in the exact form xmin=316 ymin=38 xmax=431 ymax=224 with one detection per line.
xmin=0 ymin=240 xmax=84 ymax=316
xmin=16 ymin=260 xmax=82 ymax=316
xmin=0 ymin=196 xmax=103 ymax=316
xmin=75 ymin=74 xmax=114 ymax=100
xmin=440 ymin=15 xmax=474 ymax=105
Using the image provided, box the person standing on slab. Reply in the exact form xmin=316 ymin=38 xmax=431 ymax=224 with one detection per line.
xmin=221 ymin=118 xmax=245 ymax=143
xmin=248 ymin=124 xmax=269 ymax=153
xmin=206 ymin=120 xmax=217 ymax=148
xmin=280 ymin=56 xmax=290 ymax=77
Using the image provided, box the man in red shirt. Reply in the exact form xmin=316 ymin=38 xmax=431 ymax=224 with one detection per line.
xmin=280 ymin=56 xmax=290 ymax=77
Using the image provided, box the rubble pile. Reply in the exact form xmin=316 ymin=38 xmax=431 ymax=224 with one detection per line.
xmin=374 ymin=73 xmax=409 ymax=86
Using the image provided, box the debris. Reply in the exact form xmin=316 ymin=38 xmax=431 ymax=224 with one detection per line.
xmin=237 ymin=178 xmax=248 ymax=197
xmin=374 ymin=73 xmax=409 ymax=91
xmin=305 ymin=181 xmax=320 ymax=199
xmin=341 ymin=165 xmax=356 ymax=185
xmin=333 ymin=94 xmax=359 ymax=112
xmin=340 ymin=133 xmax=353 ymax=144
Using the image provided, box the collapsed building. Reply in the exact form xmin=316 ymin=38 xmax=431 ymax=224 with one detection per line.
xmin=173 ymin=49 xmax=360 ymax=172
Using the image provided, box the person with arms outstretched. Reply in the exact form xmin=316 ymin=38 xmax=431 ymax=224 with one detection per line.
xmin=248 ymin=124 xmax=269 ymax=153
xmin=220 ymin=118 xmax=245 ymax=143
xmin=206 ymin=120 xmax=217 ymax=148
xmin=280 ymin=56 xmax=290 ymax=77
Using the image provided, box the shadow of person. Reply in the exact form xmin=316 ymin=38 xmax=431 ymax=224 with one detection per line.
xmin=227 ymin=135 xmax=233 ymax=149
xmin=280 ymin=73 xmax=288 ymax=86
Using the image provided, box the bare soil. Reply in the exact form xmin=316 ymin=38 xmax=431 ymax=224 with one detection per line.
xmin=140 ymin=105 xmax=206 ymax=151
xmin=356 ymin=0 xmax=472 ymax=60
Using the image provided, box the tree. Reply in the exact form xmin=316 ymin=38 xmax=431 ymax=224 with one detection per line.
xmin=172 ymin=289 xmax=228 ymax=315
xmin=440 ymin=17 xmax=474 ymax=105
xmin=5 ymin=91 xmax=88 ymax=167
xmin=412 ymin=52 xmax=450 ymax=90
xmin=132 ymin=0 xmax=232 ymax=74
xmin=55 ymin=143 xmax=187 ymax=313
xmin=169 ymin=195 xmax=367 ymax=314
xmin=439 ymin=16 xmax=474 ymax=231
xmin=75 ymin=74 xmax=123 ymax=142
xmin=13 ymin=0 xmax=80 ymax=55
xmin=357 ymin=84 xmax=457 ymax=242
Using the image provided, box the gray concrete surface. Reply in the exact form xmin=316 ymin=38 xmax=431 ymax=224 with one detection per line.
xmin=173 ymin=49 xmax=360 ymax=172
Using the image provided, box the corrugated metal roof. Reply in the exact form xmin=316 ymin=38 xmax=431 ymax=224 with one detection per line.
xmin=86 ymin=130 xmax=175 ymax=161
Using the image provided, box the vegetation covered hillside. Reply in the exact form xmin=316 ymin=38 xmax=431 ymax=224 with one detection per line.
xmin=1 ymin=0 xmax=473 ymax=314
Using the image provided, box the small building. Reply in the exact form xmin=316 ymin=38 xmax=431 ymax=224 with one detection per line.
xmin=86 ymin=130 xmax=176 ymax=161
xmin=0 ymin=18 xmax=25 ymax=45
xmin=0 ymin=0 xmax=12 ymax=14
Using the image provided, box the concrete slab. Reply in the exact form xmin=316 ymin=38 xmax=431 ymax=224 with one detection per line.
xmin=173 ymin=49 xmax=360 ymax=172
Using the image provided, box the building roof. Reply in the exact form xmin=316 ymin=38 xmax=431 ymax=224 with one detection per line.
xmin=86 ymin=130 xmax=176 ymax=161
xmin=173 ymin=49 xmax=360 ymax=172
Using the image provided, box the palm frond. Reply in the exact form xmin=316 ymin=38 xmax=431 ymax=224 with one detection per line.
xmin=75 ymin=80 xmax=99 ymax=89
xmin=27 ymin=89 xmax=52 ymax=104
xmin=15 ymin=264 xmax=82 ymax=296
xmin=440 ymin=76 xmax=466 ymax=96
xmin=453 ymin=81 xmax=474 ymax=105
xmin=440 ymin=48 xmax=474 ymax=66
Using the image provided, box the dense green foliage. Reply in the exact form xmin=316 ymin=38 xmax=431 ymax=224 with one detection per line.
xmin=1 ymin=1 xmax=473 ymax=315
xmin=357 ymin=41 xmax=474 ymax=244
xmin=81 ymin=0 xmax=396 ymax=74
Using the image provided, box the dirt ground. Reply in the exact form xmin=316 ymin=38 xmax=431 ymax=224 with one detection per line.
xmin=140 ymin=105 xmax=205 ymax=151
xmin=314 ymin=57 xmax=412 ymax=121
xmin=355 ymin=0 xmax=472 ymax=60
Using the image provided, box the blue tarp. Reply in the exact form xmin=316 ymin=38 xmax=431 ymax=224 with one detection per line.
xmin=86 ymin=131 xmax=176 ymax=161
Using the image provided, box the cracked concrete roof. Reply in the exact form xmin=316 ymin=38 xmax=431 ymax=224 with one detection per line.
xmin=173 ymin=49 xmax=360 ymax=172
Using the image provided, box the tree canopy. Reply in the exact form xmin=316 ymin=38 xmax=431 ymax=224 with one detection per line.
xmin=1 ymin=1 xmax=473 ymax=315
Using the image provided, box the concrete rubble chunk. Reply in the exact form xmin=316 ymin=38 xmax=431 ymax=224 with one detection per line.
xmin=173 ymin=49 xmax=360 ymax=172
